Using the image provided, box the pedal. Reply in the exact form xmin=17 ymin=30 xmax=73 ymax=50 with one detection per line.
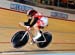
xmin=30 ymin=39 xmax=36 ymax=45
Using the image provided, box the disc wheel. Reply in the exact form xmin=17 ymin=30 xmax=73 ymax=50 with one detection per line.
xmin=11 ymin=31 xmax=29 ymax=48
xmin=37 ymin=32 xmax=52 ymax=48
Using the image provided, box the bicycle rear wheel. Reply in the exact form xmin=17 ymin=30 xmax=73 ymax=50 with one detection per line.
xmin=37 ymin=32 xmax=52 ymax=48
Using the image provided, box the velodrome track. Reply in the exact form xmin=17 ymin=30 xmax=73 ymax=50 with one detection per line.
xmin=0 ymin=8 xmax=75 ymax=54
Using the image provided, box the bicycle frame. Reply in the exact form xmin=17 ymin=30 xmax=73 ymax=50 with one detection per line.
xmin=20 ymin=28 xmax=46 ymax=43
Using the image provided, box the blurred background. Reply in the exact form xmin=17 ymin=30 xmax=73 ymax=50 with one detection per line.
xmin=8 ymin=0 xmax=75 ymax=13
xmin=9 ymin=0 xmax=75 ymax=9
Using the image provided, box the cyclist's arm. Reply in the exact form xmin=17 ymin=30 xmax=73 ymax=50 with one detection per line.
xmin=24 ymin=17 xmax=32 ymax=25
xmin=30 ymin=17 xmax=38 ymax=27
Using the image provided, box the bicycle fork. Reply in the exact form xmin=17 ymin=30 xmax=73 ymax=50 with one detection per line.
xmin=20 ymin=31 xmax=28 ymax=41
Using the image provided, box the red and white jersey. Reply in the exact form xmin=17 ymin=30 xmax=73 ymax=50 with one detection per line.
xmin=33 ymin=13 xmax=43 ymax=19
xmin=33 ymin=12 xmax=48 ymax=27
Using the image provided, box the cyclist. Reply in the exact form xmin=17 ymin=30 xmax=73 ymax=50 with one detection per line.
xmin=19 ymin=9 xmax=48 ymax=44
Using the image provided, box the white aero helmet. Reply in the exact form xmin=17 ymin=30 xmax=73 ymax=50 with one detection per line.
xmin=27 ymin=10 xmax=31 ymax=15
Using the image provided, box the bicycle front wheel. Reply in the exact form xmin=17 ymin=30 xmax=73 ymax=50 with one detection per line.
xmin=11 ymin=31 xmax=29 ymax=48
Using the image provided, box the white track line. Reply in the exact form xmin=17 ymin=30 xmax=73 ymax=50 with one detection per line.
xmin=1 ymin=52 xmax=25 ymax=55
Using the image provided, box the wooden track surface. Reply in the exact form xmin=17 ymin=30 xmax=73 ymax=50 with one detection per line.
xmin=0 ymin=8 xmax=75 ymax=52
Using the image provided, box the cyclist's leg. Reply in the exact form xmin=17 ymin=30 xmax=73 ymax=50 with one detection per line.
xmin=32 ymin=23 xmax=41 ymax=42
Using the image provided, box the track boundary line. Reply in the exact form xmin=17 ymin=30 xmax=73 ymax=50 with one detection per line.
xmin=0 ymin=49 xmax=75 ymax=53
xmin=0 ymin=42 xmax=75 ymax=44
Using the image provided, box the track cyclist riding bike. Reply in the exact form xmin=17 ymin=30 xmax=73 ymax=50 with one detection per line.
xmin=19 ymin=9 xmax=48 ymax=44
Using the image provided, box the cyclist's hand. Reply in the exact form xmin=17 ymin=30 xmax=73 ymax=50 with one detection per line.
xmin=19 ymin=22 xmax=24 ymax=27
